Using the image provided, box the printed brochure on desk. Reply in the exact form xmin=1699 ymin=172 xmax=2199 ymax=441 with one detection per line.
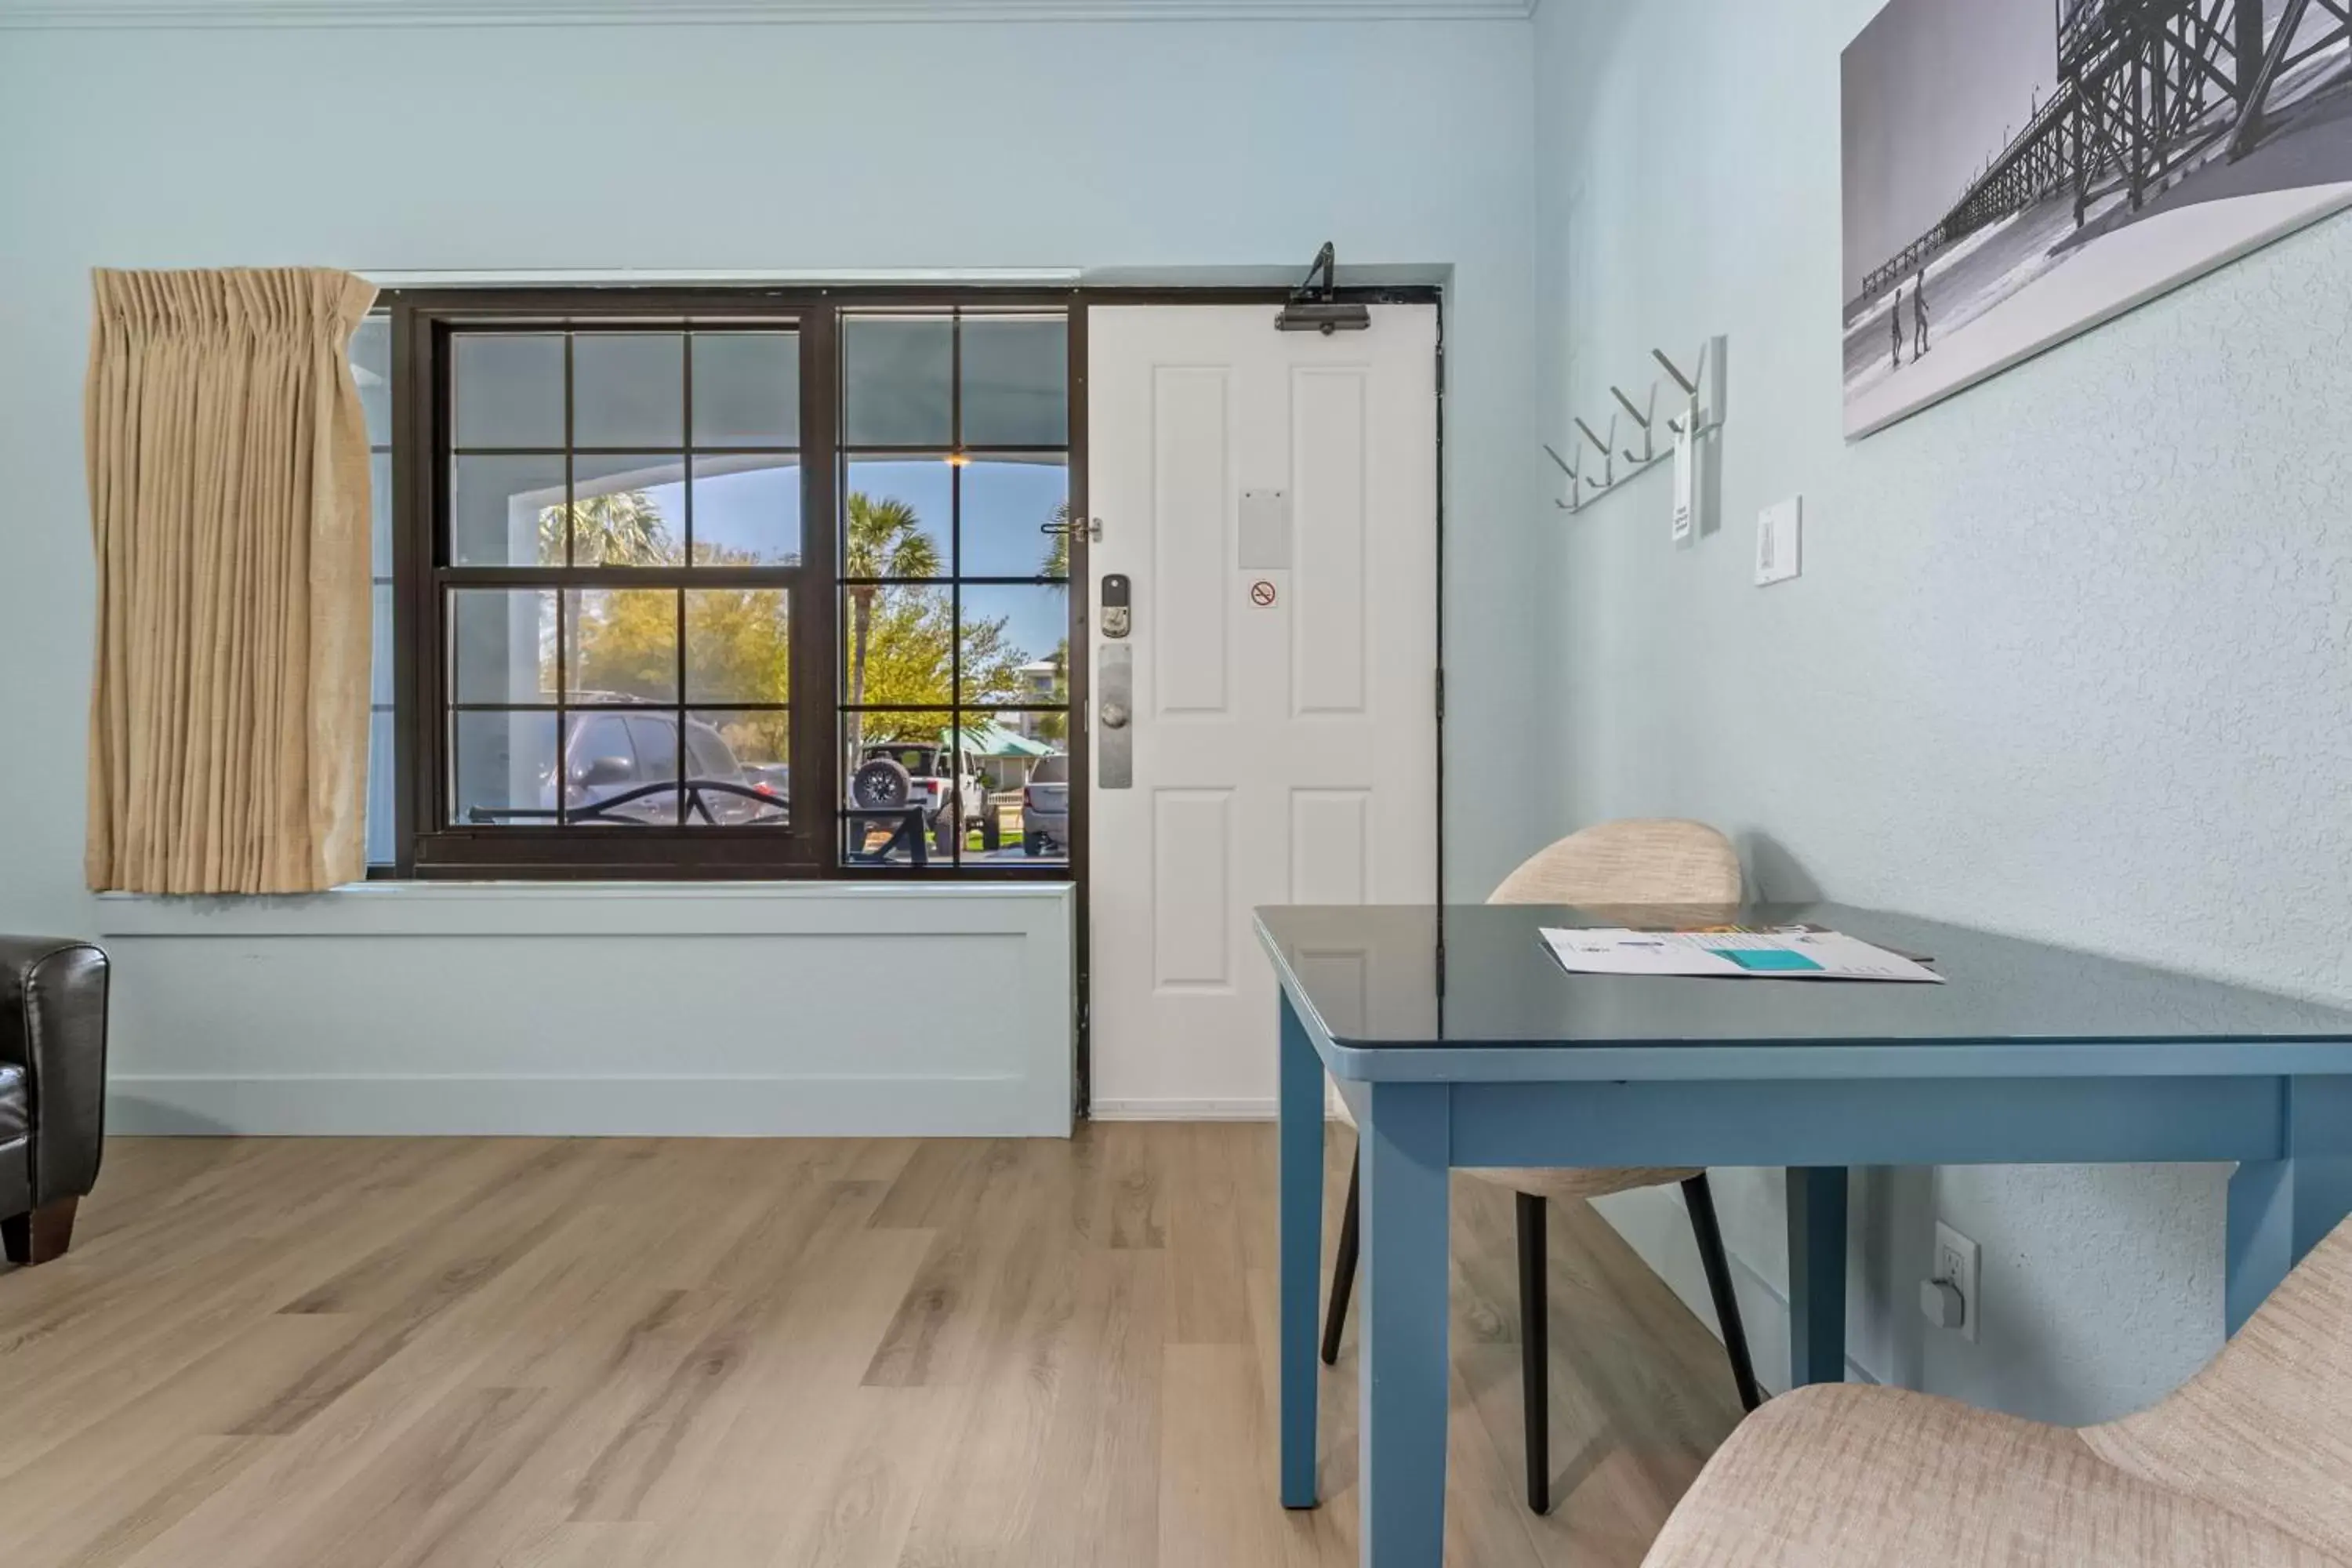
xmin=1540 ymin=925 xmax=1945 ymax=982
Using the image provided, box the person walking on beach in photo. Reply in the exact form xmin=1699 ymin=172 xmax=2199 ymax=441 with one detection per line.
xmin=1890 ymin=287 xmax=1904 ymax=368
xmin=1914 ymin=264 xmax=1930 ymax=357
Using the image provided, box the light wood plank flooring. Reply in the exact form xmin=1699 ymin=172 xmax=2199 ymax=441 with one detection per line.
xmin=0 ymin=1128 xmax=1742 ymax=1567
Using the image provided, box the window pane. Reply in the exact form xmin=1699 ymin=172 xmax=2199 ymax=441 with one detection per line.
xmin=693 ymin=332 xmax=800 ymax=447
xmin=685 ymin=710 xmax=790 ymax=829
xmin=448 ymin=589 xmax=557 ymax=705
xmin=451 ymin=710 xmax=559 ymax=827
xmin=370 ymin=451 xmax=394 ymax=577
xmin=960 ymin=315 xmax=1066 ymax=447
xmin=841 ymin=459 xmax=949 ymax=579
xmin=841 ymin=710 xmax=959 ymax=866
xmin=365 ymin=710 xmax=396 ymax=867
xmin=561 ymin=710 xmax=677 ymax=826
xmin=960 ymin=456 xmax=1069 ymax=579
xmin=841 ymin=585 xmax=953 ymax=710
xmin=690 ymin=455 xmax=800 ymax=565
xmin=372 ymin=585 xmax=394 ymax=706
xmin=568 ymin=456 xmax=685 ymax=566
xmin=453 ymin=333 xmax=564 ymax=449
xmin=350 ymin=316 xmax=393 ymax=448
xmin=625 ymin=713 xmax=681 ymax=780
xmin=953 ymin=731 xmax=1043 ymax=868
xmin=565 ymin=712 xmax=635 ymax=774
xmin=567 ymin=588 xmax=678 ymax=705
xmin=1007 ymin=744 xmax=1069 ymax=866
xmin=842 ymin=315 xmax=951 ymax=446
xmin=685 ymin=586 xmax=790 ymax=704
xmin=958 ymin=584 xmax=1069 ymax=705
xmin=574 ymin=332 xmax=684 ymax=448
xmin=452 ymin=454 xmax=566 ymax=567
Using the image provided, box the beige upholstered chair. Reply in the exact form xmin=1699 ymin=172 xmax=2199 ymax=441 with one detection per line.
xmin=1322 ymin=819 xmax=1762 ymax=1515
xmin=1642 ymin=1214 xmax=2352 ymax=1568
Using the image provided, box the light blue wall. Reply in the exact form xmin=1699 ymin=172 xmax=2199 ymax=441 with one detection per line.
xmin=0 ymin=16 xmax=1542 ymax=935
xmin=1538 ymin=0 xmax=2352 ymax=1422
xmin=0 ymin=16 xmax=1541 ymax=1122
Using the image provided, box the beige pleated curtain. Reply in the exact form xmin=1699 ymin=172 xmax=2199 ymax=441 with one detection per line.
xmin=85 ymin=268 xmax=379 ymax=893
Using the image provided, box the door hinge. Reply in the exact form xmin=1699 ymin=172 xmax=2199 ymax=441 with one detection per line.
xmin=1434 ymin=668 xmax=1445 ymax=720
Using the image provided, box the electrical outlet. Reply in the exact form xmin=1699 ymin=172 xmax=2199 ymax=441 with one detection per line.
xmin=1755 ymin=495 xmax=1802 ymax=586
xmin=1932 ymin=1221 xmax=1981 ymax=1342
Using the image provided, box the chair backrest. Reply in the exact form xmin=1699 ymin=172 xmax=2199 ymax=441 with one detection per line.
xmin=1486 ymin=819 xmax=1744 ymax=908
xmin=2082 ymin=1216 xmax=2352 ymax=1559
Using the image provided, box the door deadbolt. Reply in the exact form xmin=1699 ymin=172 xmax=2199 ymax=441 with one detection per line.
xmin=1101 ymin=573 xmax=1131 ymax=640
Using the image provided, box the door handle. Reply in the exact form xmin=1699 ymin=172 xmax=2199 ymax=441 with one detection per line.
xmin=1098 ymin=645 xmax=1133 ymax=789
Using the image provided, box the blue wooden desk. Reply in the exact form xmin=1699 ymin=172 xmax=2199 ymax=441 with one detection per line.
xmin=1258 ymin=902 xmax=2352 ymax=1568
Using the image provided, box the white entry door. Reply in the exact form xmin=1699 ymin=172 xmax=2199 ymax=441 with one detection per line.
xmin=1086 ymin=303 xmax=1439 ymax=1112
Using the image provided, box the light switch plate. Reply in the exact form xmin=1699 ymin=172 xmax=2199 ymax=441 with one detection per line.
xmin=1755 ymin=495 xmax=1802 ymax=586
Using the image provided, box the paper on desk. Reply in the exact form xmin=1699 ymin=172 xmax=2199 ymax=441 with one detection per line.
xmin=1540 ymin=926 xmax=1945 ymax=982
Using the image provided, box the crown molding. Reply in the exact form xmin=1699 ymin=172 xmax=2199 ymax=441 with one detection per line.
xmin=0 ymin=0 xmax=1539 ymax=28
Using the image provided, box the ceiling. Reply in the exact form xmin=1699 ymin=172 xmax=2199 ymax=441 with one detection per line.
xmin=0 ymin=0 xmax=1539 ymax=27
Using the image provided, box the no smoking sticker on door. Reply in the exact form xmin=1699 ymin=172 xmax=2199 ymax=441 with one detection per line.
xmin=1249 ymin=579 xmax=1278 ymax=608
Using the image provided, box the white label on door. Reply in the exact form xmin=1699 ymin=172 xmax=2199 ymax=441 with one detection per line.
xmin=1239 ymin=488 xmax=1293 ymax=570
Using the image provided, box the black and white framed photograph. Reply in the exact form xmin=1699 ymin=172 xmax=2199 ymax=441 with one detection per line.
xmin=1842 ymin=0 xmax=2352 ymax=437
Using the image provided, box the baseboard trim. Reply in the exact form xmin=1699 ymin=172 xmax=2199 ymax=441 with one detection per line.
xmin=108 ymin=1073 xmax=1072 ymax=1138
xmin=1087 ymin=1097 xmax=1277 ymax=1121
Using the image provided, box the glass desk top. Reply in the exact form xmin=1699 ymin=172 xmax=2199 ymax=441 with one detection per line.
xmin=1254 ymin=902 xmax=2352 ymax=1051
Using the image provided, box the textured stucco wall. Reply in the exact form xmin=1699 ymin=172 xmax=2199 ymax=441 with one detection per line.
xmin=1537 ymin=0 xmax=2352 ymax=1423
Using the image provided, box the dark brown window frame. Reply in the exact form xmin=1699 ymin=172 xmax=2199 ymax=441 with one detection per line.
xmin=383 ymin=285 xmax=1087 ymax=883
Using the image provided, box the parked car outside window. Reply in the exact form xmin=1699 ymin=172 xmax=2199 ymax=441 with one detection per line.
xmin=550 ymin=709 xmax=785 ymax=827
xmin=1022 ymin=752 xmax=1069 ymax=856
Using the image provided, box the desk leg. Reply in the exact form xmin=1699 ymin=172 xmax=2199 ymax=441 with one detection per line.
xmin=1278 ymin=993 xmax=1325 ymax=1509
xmin=1359 ymin=1080 xmax=1450 ymax=1567
xmin=1785 ymin=1167 xmax=1847 ymax=1388
xmin=2227 ymin=1076 xmax=2352 ymax=1337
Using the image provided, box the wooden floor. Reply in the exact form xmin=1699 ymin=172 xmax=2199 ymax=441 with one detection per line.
xmin=0 ymin=1128 xmax=1742 ymax=1567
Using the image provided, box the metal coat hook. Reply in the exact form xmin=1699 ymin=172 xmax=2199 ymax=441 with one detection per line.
xmin=1543 ymin=443 xmax=1582 ymax=513
xmin=1653 ymin=343 xmax=1702 ymax=395
xmin=1611 ymin=383 xmax=1657 ymax=466
xmin=1651 ymin=339 xmax=1725 ymax=441
xmin=1574 ymin=413 xmax=1618 ymax=494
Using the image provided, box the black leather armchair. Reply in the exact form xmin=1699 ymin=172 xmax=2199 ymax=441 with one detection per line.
xmin=1 ymin=938 xmax=108 ymax=1267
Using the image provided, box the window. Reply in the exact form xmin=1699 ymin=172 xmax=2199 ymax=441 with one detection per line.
xmin=383 ymin=291 xmax=1076 ymax=880
xmin=837 ymin=310 xmax=1071 ymax=869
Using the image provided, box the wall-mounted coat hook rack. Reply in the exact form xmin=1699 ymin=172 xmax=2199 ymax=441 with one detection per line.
xmin=1544 ymin=335 xmax=1728 ymax=517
